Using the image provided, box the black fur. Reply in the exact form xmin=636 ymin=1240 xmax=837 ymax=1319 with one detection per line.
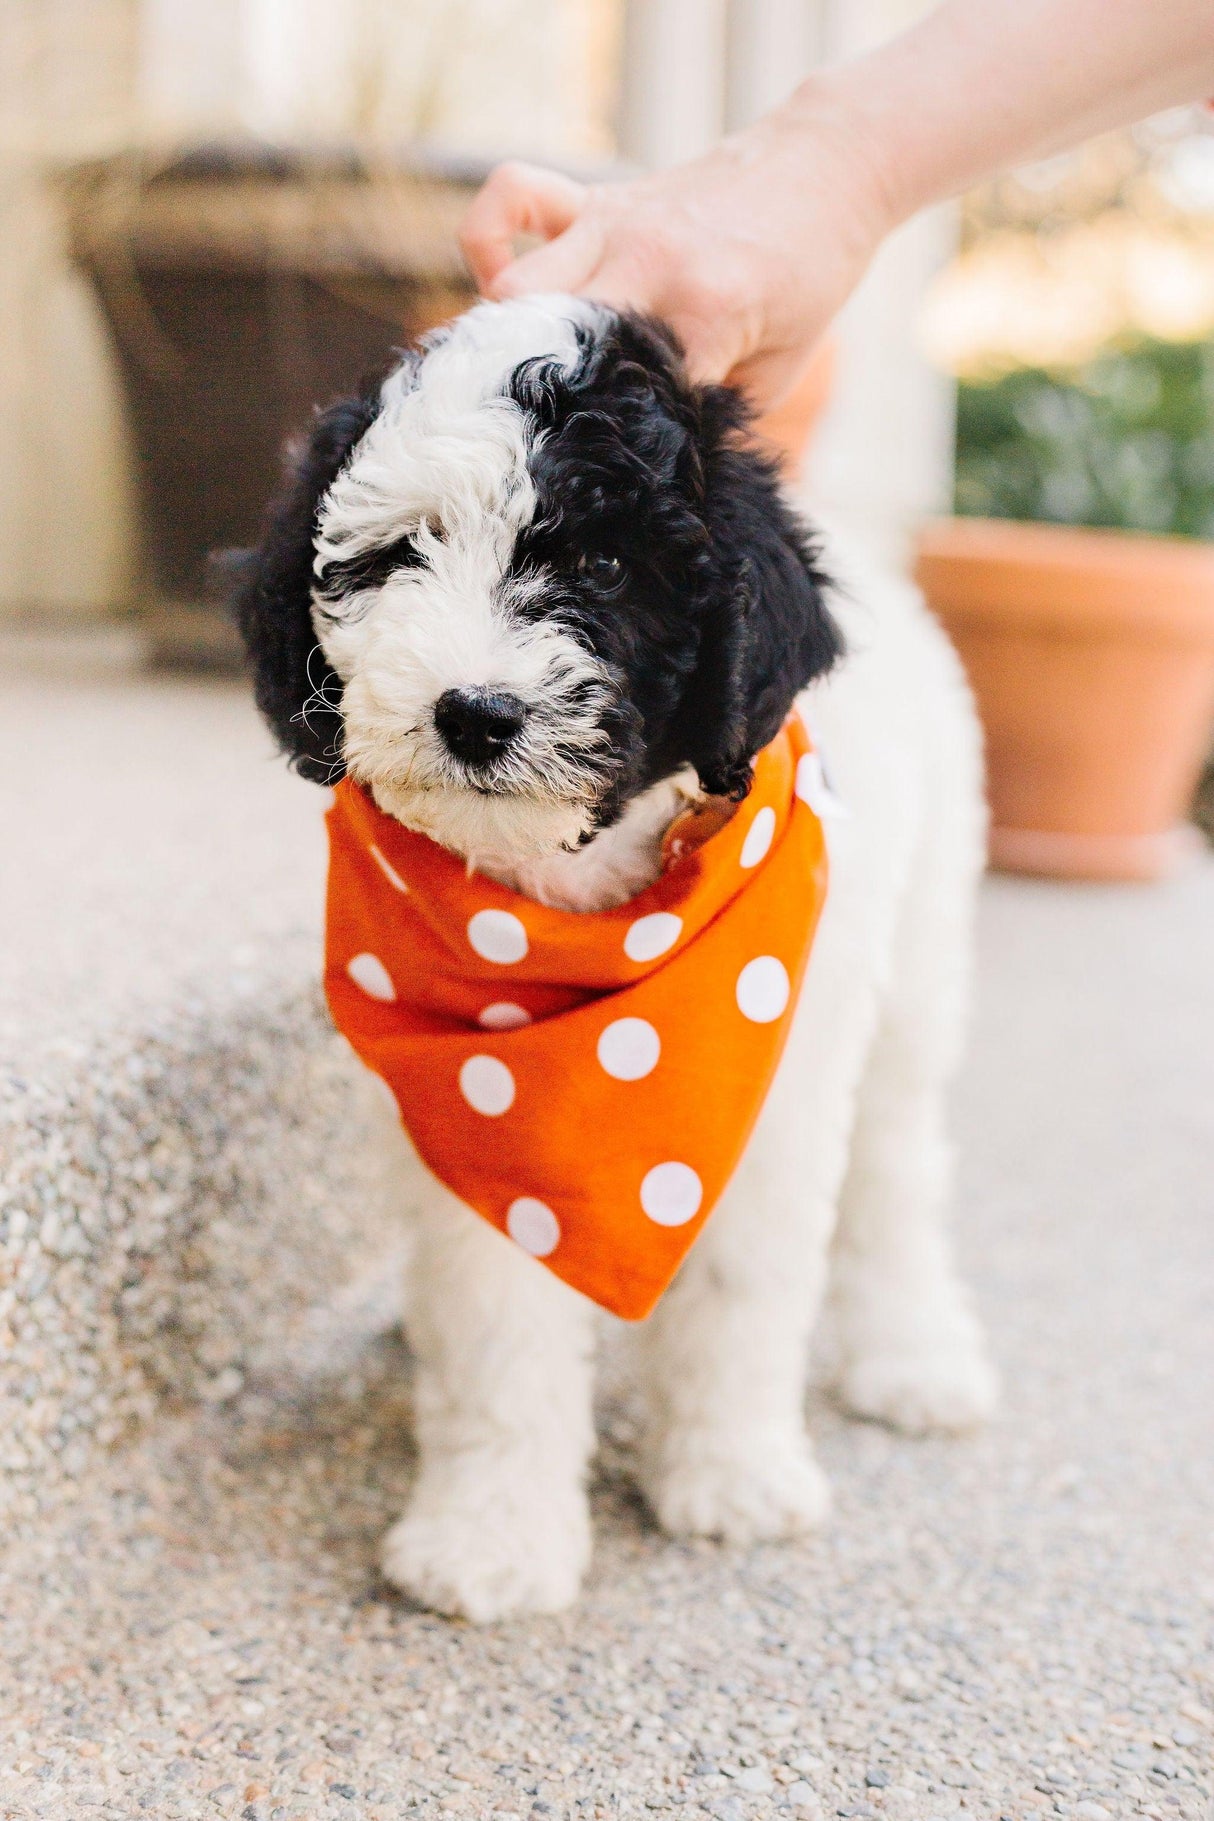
xmin=508 ymin=312 xmax=840 ymax=809
xmin=232 ymin=308 xmax=841 ymax=814
xmin=233 ymin=385 xmax=383 ymax=783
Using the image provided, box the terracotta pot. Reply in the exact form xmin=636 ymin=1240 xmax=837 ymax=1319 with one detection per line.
xmin=914 ymin=516 xmax=1214 ymax=881
xmin=751 ymin=339 xmax=837 ymax=479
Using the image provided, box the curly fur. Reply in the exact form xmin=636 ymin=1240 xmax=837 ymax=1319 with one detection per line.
xmin=233 ymin=295 xmax=996 ymax=1623
xmin=234 ymin=296 xmax=840 ymax=854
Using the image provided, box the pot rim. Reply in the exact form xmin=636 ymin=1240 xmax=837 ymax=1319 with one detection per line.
xmin=915 ymin=515 xmax=1214 ymax=642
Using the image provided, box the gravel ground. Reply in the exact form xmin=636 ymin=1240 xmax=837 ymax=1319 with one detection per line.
xmin=1 ymin=666 xmax=388 ymax=1519
xmin=2 ymin=662 xmax=1212 ymax=1821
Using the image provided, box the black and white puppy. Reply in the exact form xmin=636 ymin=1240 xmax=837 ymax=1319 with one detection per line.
xmin=238 ymin=295 xmax=996 ymax=1622
xmin=241 ymin=297 xmax=838 ymax=868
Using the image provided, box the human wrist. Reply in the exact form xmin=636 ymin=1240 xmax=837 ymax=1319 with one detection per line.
xmin=774 ymin=66 xmax=920 ymax=241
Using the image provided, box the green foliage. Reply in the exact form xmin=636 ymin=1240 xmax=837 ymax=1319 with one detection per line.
xmin=954 ymin=339 xmax=1214 ymax=538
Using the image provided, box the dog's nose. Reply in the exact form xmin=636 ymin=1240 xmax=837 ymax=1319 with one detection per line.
xmin=434 ymin=687 xmax=528 ymax=767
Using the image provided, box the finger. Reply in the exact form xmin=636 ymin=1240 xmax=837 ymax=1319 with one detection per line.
xmin=460 ymin=161 xmax=587 ymax=292
xmin=581 ymin=273 xmax=744 ymax=385
xmin=557 ymin=252 xmax=744 ymax=382
xmin=559 ymin=253 xmax=658 ymax=317
xmin=488 ymin=213 xmax=607 ymax=301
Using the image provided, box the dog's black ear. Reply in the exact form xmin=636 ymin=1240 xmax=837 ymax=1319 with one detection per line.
xmin=681 ymin=385 xmax=842 ymax=800
xmin=232 ymin=388 xmax=382 ymax=783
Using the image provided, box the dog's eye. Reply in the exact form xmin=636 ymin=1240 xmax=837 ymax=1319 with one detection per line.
xmin=577 ymin=552 xmax=623 ymax=587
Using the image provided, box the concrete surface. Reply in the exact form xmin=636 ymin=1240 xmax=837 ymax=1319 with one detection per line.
xmin=1 ymin=661 xmax=1212 ymax=1821
xmin=0 ymin=663 xmax=321 ymax=1057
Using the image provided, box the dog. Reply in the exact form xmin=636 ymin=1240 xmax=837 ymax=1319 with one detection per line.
xmin=236 ymin=294 xmax=997 ymax=1622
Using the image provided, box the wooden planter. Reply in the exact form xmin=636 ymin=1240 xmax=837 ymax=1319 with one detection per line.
xmin=63 ymin=144 xmax=482 ymax=666
xmin=915 ymin=516 xmax=1214 ymax=881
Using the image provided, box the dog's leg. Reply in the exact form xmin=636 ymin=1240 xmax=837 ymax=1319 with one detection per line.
xmin=633 ymin=950 xmax=877 ymax=1545
xmin=829 ymin=1022 xmax=998 ymax=1433
xmin=635 ymin=1182 xmax=834 ymax=1544
xmin=381 ymin=1189 xmax=597 ymax=1622
xmin=829 ymin=841 xmax=998 ymax=1435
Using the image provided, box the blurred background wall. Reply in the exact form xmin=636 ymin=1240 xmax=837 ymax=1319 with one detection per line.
xmin=0 ymin=0 xmax=950 ymax=628
xmin=0 ymin=0 xmax=142 ymax=621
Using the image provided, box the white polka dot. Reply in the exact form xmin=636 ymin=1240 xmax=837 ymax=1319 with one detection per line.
xmin=346 ymin=952 xmax=396 ymax=1002
xmin=796 ymin=750 xmax=848 ymax=819
xmin=597 ymin=1017 xmax=661 ymax=1081
xmin=507 ymin=1197 xmax=561 ymax=1257
xmin=739 ymin=804 xmax=776 ymax=868
xmin=368 ymin=843 xmax=408 ymax=892
xmin=459 ymin=1054 xmax=516 ymax=1116
xmin=736 ymin=955 xmax=791 ymax=1024
xmin=467 ymin=907 xmax=529 ymax=964
xmin=478 ymin=1001 xmax=532 ymax=1031
xmin=640 ymin=1161 xmax=703 ymax=1227
xmin=623 ymin=911 xmax=683 ymax=963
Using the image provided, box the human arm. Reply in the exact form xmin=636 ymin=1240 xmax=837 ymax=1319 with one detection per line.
xmin=460 ymin=0 xmax=1214 ymax=404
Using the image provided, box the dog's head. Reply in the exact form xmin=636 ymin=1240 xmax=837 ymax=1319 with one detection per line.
xmin=235 ymin=295 xmax=840 ymax=863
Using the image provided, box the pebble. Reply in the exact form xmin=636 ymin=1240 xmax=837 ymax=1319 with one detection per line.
xmin=782 ymin=1788 xmax=822 ymax=1816
xmin=732 ymin=1766 xmax=774 ymax=1793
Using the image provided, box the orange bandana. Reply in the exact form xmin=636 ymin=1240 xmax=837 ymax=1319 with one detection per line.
xmin=324 ymin=715 xmax=830 ymax=1320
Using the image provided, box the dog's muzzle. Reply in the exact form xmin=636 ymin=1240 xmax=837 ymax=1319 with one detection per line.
xmin=433 ymin=687 xmax=528 ymax=771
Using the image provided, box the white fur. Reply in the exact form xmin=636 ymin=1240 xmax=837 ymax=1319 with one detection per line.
xmin=482 ymin=769 xmax=699 ymax=911
xmin=313 ymin=296 xmax=616 ymax=865
xmin=368 ymin=527 xmax=998 ymax=1622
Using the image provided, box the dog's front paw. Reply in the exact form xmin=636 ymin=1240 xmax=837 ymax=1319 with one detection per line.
xmin=380 ymin=1463 xmax=590 ymax=1623
xmin=644 ymin=1430 xmax=831 ymax=1545
xmin=837 ymin=1339 xmax=999 ymax=1435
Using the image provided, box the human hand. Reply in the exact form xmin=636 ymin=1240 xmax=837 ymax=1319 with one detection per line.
xmin=459 ymin=83 xmax=897 ymax=408
xmin=462 ymin=0 xmax=1214 ymax=408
